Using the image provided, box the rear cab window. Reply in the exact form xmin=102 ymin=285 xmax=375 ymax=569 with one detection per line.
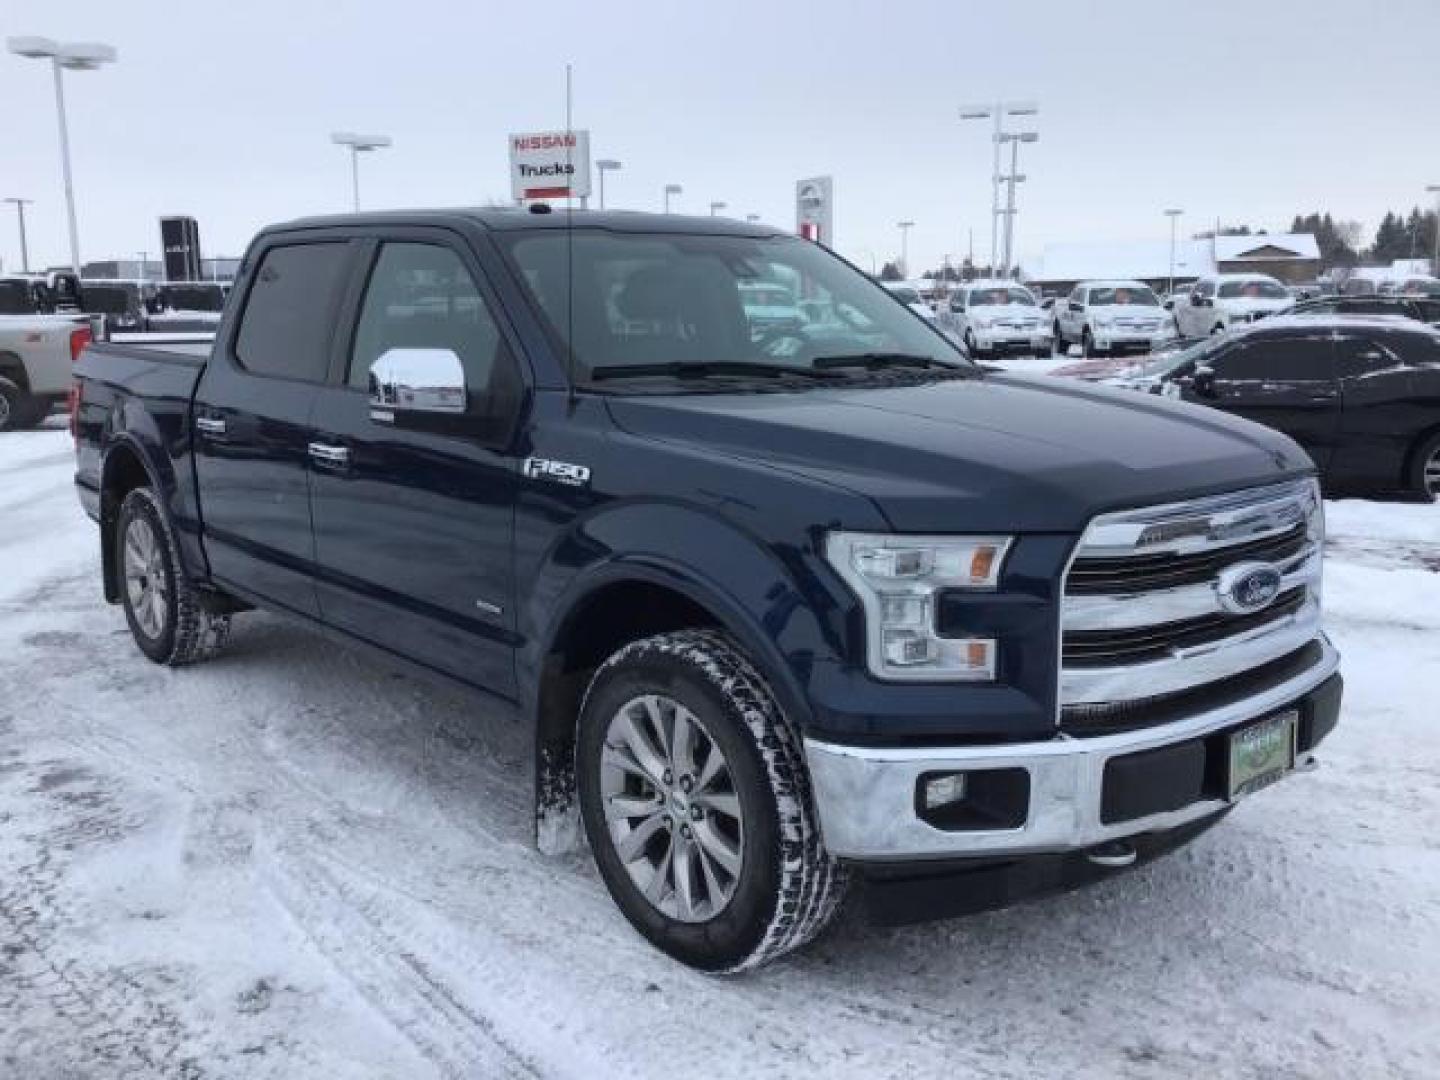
xmin=234 ymin=243 xmax=352 ymax=382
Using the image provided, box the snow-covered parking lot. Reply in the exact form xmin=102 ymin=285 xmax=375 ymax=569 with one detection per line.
xmin=3 ymin=418 xmax=1438 ymax=1079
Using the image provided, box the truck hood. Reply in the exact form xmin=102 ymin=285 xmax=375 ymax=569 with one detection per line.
xmin=1218 ymin=297 xmax=1294 ymax=316
xmin=603 ymin=373 xmax=1312 ymax=533
xmin=1088 ymin=305 xmax=1168 ymax=323
xmin=970 ymin=303 xmax=1045 ymax=324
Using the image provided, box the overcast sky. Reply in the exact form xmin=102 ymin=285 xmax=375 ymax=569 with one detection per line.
xmin=3 ymin=0 xmax=1437 ymax=277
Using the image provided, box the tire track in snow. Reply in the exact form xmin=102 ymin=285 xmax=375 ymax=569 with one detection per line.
xmin=263 ymin=845 xmax=545 ymax=1080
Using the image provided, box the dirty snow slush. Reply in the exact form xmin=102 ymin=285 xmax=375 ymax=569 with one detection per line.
xmin=2 ymin=420 xmax=1438 ymax=1078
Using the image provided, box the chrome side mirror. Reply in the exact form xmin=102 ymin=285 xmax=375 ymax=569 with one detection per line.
xmin=368 ymin=347 xmax=466 ymax=422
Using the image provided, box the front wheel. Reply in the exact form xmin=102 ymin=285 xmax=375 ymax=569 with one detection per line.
xmin=1409 ymin=430 xmax=1440 ymax=501
xmin=1082 ymin=327 xmax=1100 ymax=357
xmin=578 ymin=629 xmax=846 ymax=972
xmin=117 ymin=487 xmax=232 ymax=665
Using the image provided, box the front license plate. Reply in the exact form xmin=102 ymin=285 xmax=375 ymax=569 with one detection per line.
xmin=1227 ymin=710 xmax=1298 ymax=800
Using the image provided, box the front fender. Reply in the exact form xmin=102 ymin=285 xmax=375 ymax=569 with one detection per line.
xmin=519 ymin=499 xmax=841 ymax=732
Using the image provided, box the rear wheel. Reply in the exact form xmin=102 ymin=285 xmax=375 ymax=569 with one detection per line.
xmin=1409 ymin=430 xmax=1440 ymax=501
xmin=578 ymin=629 xmax=846 ymax=972
xmin=0 ymin=377 xmax=40 ymax=432
xmin=117 ymin=487 xmax=232 ymax=665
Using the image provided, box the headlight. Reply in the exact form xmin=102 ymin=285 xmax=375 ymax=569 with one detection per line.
xmin=1093 ymin=315 xmax=1113 ymax=328
xmin=825 ymin=532 xmax=1013 ymax=682
xmin=972 ymin=318 xmax=993 ymax=330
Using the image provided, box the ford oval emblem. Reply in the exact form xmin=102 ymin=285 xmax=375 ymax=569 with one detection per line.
xmin=1216 ymin=562 xmax=1284 ymax=615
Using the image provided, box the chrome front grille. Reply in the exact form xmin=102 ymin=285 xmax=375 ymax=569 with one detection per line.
xmin=1060 ymin=479 xmax=1324 ymax=723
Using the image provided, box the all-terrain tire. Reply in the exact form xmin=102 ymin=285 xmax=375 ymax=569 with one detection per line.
xmin=578 ymin=628 xmax=847 ymax=973
xmin=116 ymin=487 xmax=232 ymax=665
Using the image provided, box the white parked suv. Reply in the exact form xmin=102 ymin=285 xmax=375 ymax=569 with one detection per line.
xmin=1053 ymin=280 xmax=1175 ymax=356
xmin=942 ymin=280 xmax=1052 ymax=356
xmin=1173 ymin=273 xmax=1294 ymax=337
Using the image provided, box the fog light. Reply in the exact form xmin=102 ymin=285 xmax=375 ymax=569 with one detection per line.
xmin=923 ymin=772 xmax=968 ymax=810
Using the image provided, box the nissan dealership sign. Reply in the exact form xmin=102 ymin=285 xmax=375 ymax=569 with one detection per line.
xmin=796 ymin=176 xmax=833 ymax=246
xmin=510 ymin=130 xmax=592 ymax=201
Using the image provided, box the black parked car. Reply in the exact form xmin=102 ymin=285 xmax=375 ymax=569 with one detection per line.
xmin=1291 ymin=294 xmax=1440 ymax=327
xmin=1117 ymin=315 xmax=1440 ymax=498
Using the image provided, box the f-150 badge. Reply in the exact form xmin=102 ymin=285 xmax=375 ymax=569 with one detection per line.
xmin=524 ymin=457 xmax=591 ymax=488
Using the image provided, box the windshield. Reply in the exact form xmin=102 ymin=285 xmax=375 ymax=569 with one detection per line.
xmin=968 ymin=287 xmax=1036 ymax=307
xmin=81 ymin=285 xmax=138 ymax=314
xmin=886 ymin=286 xmax=922 ymax=304
xmin=158 ymin=284 xmax=225 ymax=311
xmin=1088 ymin=286 xmax=1159 ymax=306
xmin=1140 ymin=336 xmax=1217 ymax=377
xmin=0 ymin=280 xmax=35 ymax=314
xmin=1218 ymin=279 xmax=1288 ymax=300
xmin=497 ymin=230 xmax=970 ymax=382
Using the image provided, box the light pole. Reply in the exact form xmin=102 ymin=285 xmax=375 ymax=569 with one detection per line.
xmin=897 ymin=220 xmax=915 ymax=277
xmin=136 ymin=251 xmax=149 ymax=280
xmin=709 ymin=201 xmax=727 ymax=217
xmin=997 ymin=131 xmax=1038 ymax=277
xmin=1427 ymin=186 xmax=1440 ymax=277
xmin=330 ymin=132 xmax=392 ymax=211
xmin=960 ymin=101 xmax=1037 ymax=275
xmin=8 ymin=37 xmax=117 ymax=276
xmin=595 ymin=159 xmax=622 ymax=209
xmin=3 ymin=197 xmax=32 ymax=273
xmin=663 ymin=183 xmax=683 ymax=213
xmin=1164 ymin=208 xmax=1184 ymax=296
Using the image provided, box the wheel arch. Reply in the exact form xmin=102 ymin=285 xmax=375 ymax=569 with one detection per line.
xmin=98 ymin=439 xmax=163 ymax=603
xmin=0 ymin=349 xmax=29 ymax=392
xmin=529 ymin=554 xmax=823 ymax=856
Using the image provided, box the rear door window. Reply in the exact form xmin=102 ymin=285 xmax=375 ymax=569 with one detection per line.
xmin=235 ymin=243 xmax=352 ymax=382
xmin=1214 ymin=334 xmax=1334 ymax=381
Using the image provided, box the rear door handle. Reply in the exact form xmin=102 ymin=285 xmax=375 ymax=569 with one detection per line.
xmin=308 ymin=442 xmax=350 ymax=468
xmin=195 ymin=416 xmax=226 ymax=437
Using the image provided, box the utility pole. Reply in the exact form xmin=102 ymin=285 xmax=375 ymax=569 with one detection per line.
xmin=1165 ymin=208 xmax=1184 ymax=296
xmin=3 ymin=197 xmax=32 ymax=273
xmin=998 ymin=132 xmax=1037 ymax=277
xmin=1428 ymin=185 xmax=1440 ymax=277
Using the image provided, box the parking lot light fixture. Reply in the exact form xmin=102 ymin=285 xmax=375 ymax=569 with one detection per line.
xmin=897 ymin=221 xmax=915 ymax=277
xmin=709 ymin=201 xmax=727 ymax=217
xmin=8 ymin=36 xmax=117 ymax=276
xmin=663 ymin=183 xmax=683 ymax=214
xmin=961 ymin=101 xmax=1038 ymax=275
xmin=595 ymin=159 xmax=622 ymax=209
xmin=330 ymin=132 xmax=392 ymax=212
xmin=1164 ymin=209 xmax=1184 ymax=296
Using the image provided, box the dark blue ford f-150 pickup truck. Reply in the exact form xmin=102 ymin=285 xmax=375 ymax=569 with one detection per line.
xmin=72 ymin=208 xmax=1342 ymax=972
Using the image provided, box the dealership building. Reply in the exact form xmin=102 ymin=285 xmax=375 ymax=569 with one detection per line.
xmin=1024 ymin=233 xmax=1321 ymax=294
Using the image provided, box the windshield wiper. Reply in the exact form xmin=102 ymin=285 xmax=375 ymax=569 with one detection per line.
xmin=811 ymin=351 xmax=956 ymax=371
xmin=589 ymin=361 xmax=843 ymax=382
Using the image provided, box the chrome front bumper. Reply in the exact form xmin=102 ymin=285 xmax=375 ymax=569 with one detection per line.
xmin=804 ymin=636 xmax=1339 ymax=861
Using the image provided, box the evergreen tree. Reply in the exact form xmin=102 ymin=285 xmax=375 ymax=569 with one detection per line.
xmin=879 ymin=261 xmax=903 ymax=282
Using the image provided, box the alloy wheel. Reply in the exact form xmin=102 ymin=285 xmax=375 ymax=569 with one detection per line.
xmin=1426 ymin=447 xmax=1440 ymax=498
xmin=123 ymin=517 xmax=169 ymax=639
xmin=599 ymin=694 xmax=745 ymax=923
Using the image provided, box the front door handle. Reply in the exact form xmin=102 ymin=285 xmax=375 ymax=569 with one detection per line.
xmin=308 ymin=442 xmax=350 ymax=468
xmin=195 ymin=416 xmax=226 ymax=437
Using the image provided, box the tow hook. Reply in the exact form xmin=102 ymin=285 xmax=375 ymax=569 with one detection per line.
xmin=1086 ymin=840 xmax=1137 ymax=869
